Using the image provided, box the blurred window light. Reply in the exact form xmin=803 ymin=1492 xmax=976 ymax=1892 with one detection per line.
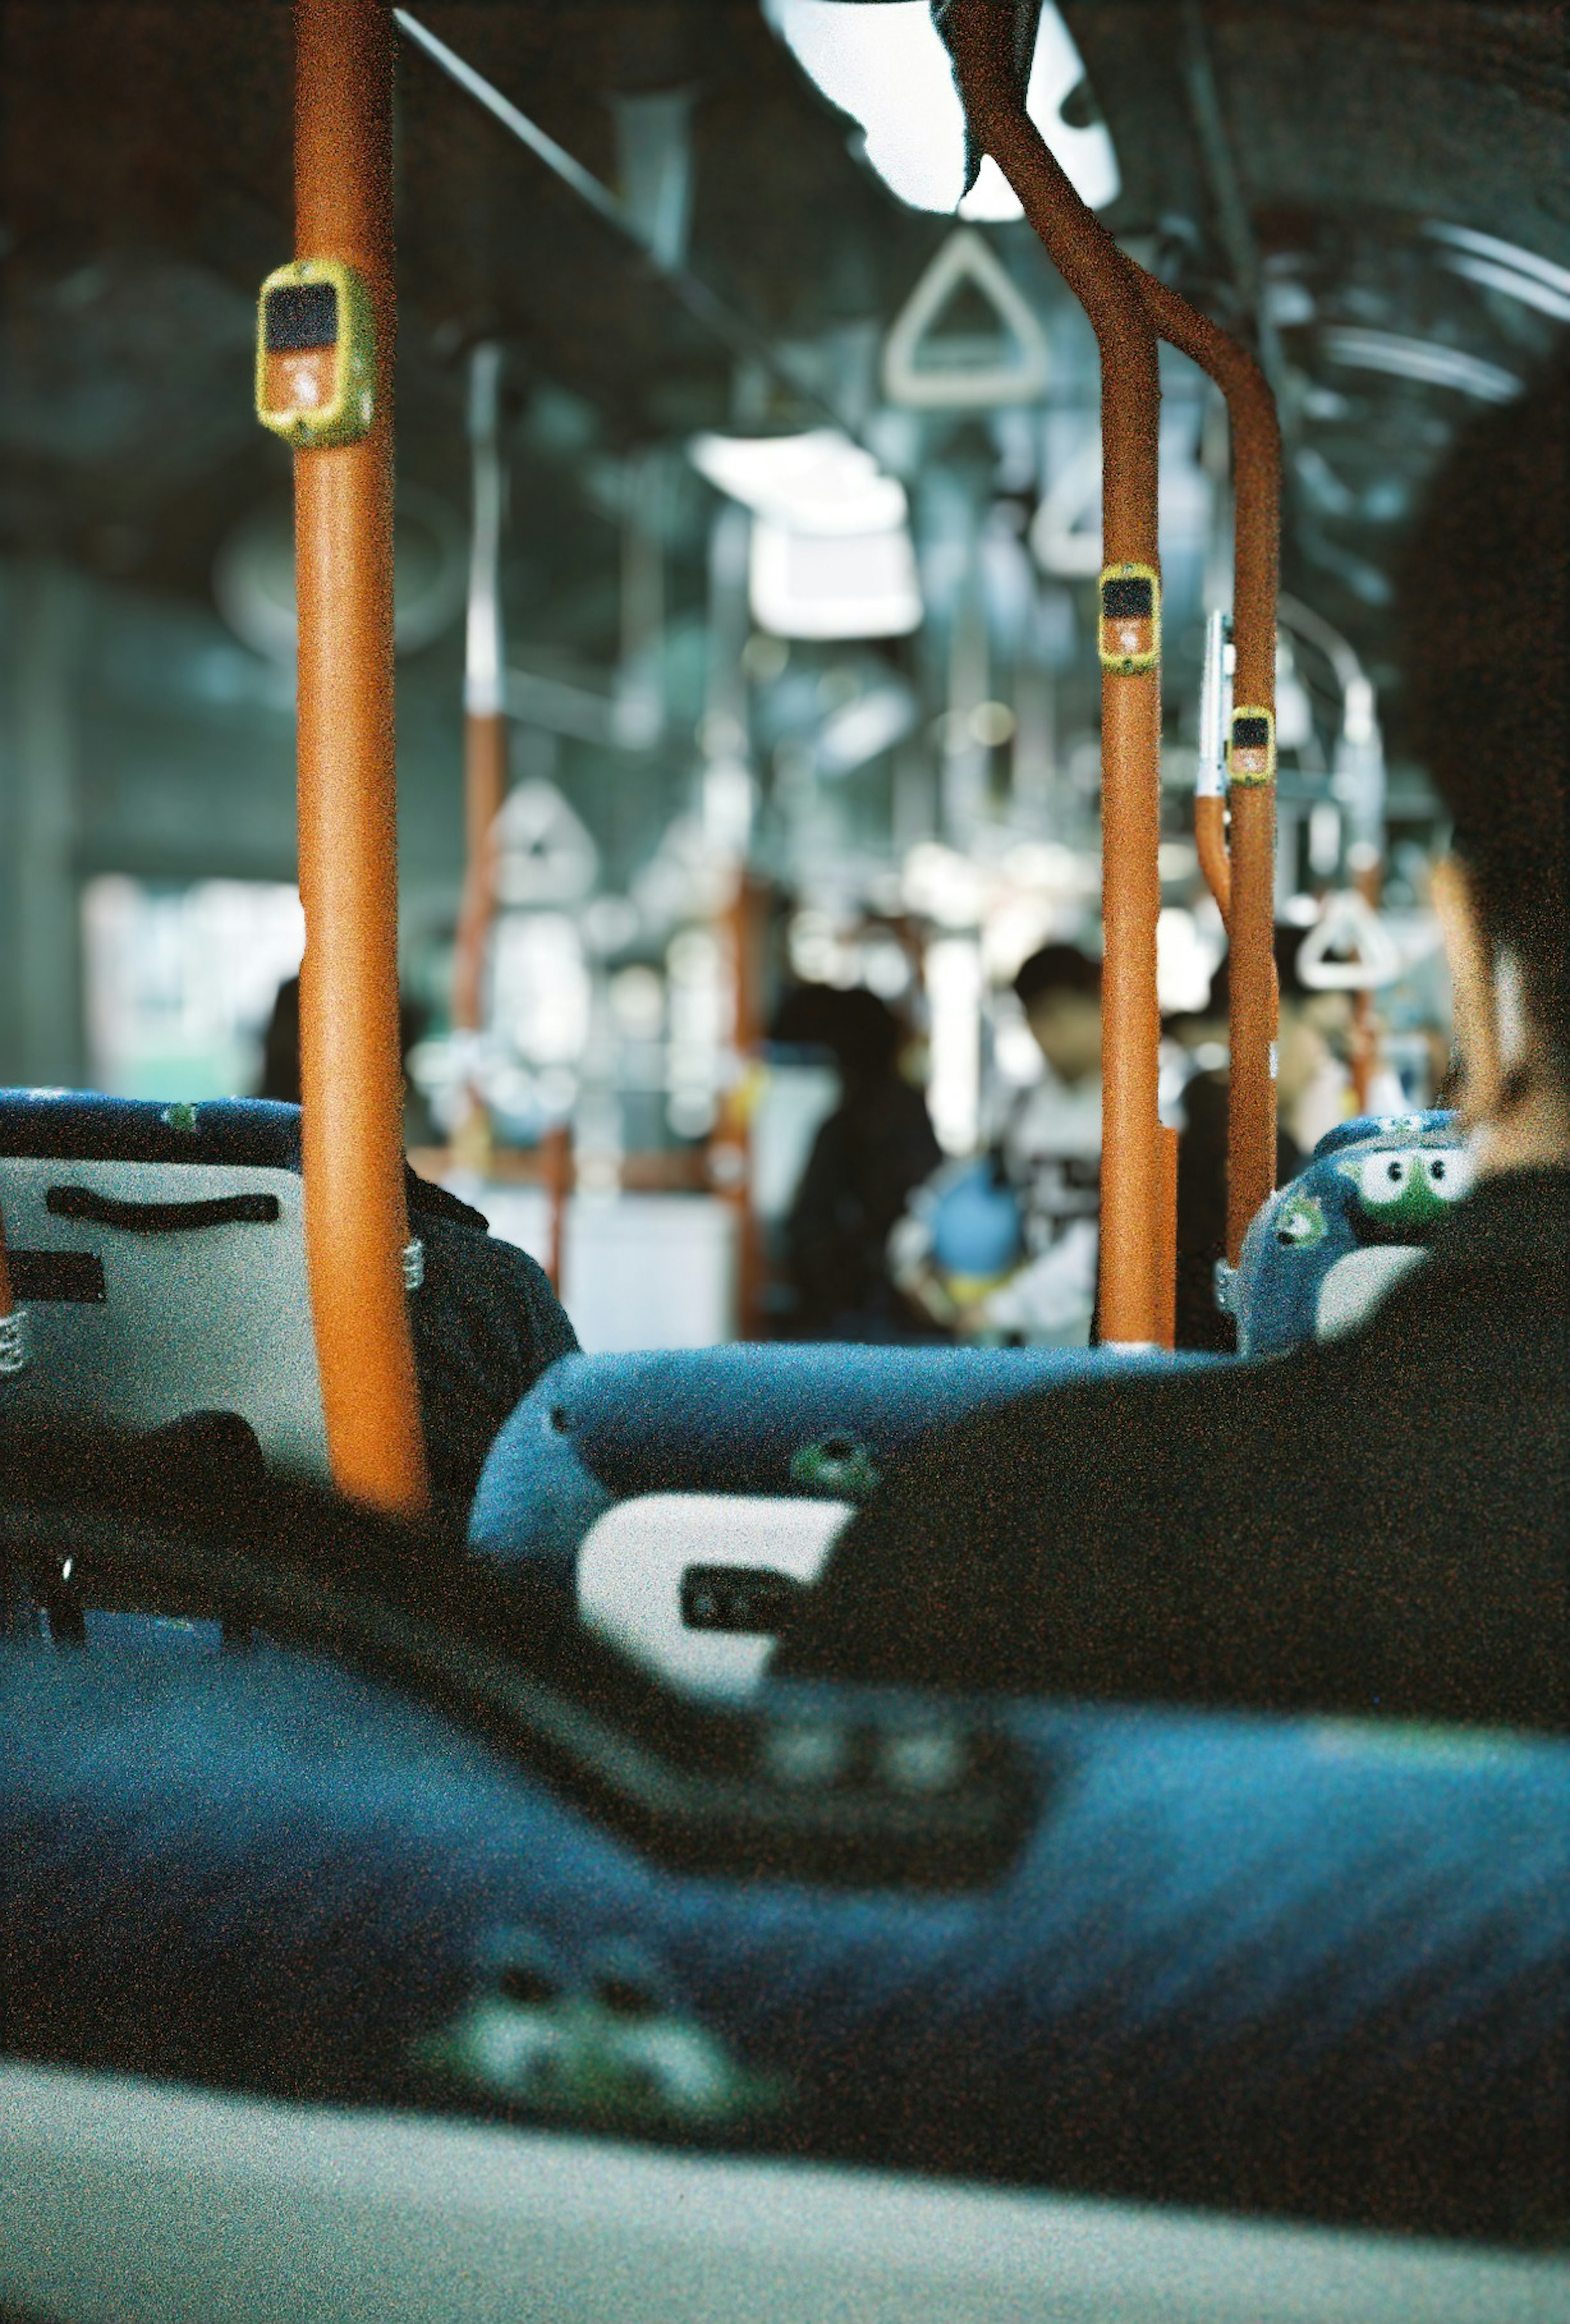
xmin=750 ymin=520 xmax=922 ymax=641
xmin=83 ymin=876 xmax=303 ymax=1101
xmin=491 ymin=912 xmax=592 ymax=1066
xmin=816 ymin=682 xmax=920 ymax=776
xmin=608 ymin=964 xmax=666 ymax=1041
xmin=763 ymin=0 xmax=1119 ymax=217
xmin=926 ymin=936 xmax=983 ymax=1155
xmin=902 ymin=841 xmax=989 ymax=928
xmin=1156 ymin=906 xmax=1220 ymax=1018
xmin=689 ymin=431 xmax=906 ymax=537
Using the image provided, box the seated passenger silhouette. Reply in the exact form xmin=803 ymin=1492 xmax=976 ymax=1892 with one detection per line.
xmin=258 ymin=975 xmax=577 ymax=1518
xmin=1172 ymin=931 xmax=1354 ymax=1351
xmin=776 ymin=984 xmax=943 ymax=1341
xmin=776 ymin=359 xmax=1569 ymax=1735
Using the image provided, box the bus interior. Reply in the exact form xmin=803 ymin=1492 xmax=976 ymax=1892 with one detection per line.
xmin=1 ymin=4 xmax=1566 ymax=2319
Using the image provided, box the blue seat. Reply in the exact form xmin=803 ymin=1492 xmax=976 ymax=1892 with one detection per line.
xmin=0 ymin=1091 xmax=330 ymax=1480
xmin=469 ymin=1341 xmax=1223 ymax=1587
xmin=1224 ymin=1109 xmax=1471 ymax=1359
xmin=3 ymin=1631 xmax=1564 ymax=2246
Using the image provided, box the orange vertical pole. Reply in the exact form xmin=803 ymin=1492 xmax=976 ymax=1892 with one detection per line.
xmin=293 ymin=0 xmax=428 ymax=1514
xmin=541 ymin=1120 xmax=572 ymax=1296
xmin=946 ymin=0 xmax=1163 ymax=1345
xmin=452 ymin=714 xmax=506 ymax=1035
xmin=1194 ymin=795 xmax=1233 ymax=931
xmin=1155 ymin=1122 xmax=1178 ymax=1351
xmin=1126 ymin=247 xmax=1281 ymax=1267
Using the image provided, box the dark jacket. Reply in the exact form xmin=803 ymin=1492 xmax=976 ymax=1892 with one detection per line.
xmin=776 ymin=1165 xmax=1569 ymax=1733
xmin=1174 ymin=1067 xmax=1301 ymax=1352
xmin=786 ymin=1073 xmax=942 ymax=1338
xmin=405 ymin=1170 xmax=578 ymax=1519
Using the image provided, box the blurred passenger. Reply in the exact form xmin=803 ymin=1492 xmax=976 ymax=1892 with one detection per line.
xmin=892 ymin=944 xmax=1102 ymax=1344
xmin=776 ymin=356 xmax=1569 ymax=1733
xmin=1172 ymin=932 xmax=1354 ymax=1351
xmin=777 ymin=984 xmax=942 ymax=1339
xmin=256 ymin=973 xmax=577 ymax=1522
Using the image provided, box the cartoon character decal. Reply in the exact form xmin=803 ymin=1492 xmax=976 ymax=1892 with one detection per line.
xmin=414 ymin=1932 xmax=791 ymax=2133
xmin=1231 ymin=1111 xmax=1472 ymax=1359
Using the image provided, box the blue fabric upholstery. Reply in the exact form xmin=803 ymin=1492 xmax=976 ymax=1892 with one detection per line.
xmin=469 ymin=1343 xmax=1222 ymax=1582
xmin=1230 ymin=1109 xmax=1469 ymax=1358
xmin=2 ymin=1635 xmax=1564 ymax=2241
xmin=0 ymin=1090 xmax=303 ymax=1171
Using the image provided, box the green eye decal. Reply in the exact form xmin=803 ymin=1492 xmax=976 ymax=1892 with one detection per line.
xmin=1356 ymin=1151 xmax=1414 ymax=1206
xmin=1422 ymin=1148 xmax=1474 ymax=1201
xmin=1274 ymin=1192 xmax=1327 ymax=1248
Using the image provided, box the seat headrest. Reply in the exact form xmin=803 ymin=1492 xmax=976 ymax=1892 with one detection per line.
xmin=0 ymin=1091 xmax=302 ymax=1172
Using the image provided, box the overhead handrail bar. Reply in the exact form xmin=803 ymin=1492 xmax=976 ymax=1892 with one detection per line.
xmin=393 ymin=9 xmax=859 ymax=443
xmin=1195 ymin=608 xmax=1233 ymax=928
xmin=291 ymin=0 xmax=428 ymax=1515
xmin=451 ymin=343 xmax=507 ymax=1167
xmin=938 ymin=0 xmax=1164 ymax=1347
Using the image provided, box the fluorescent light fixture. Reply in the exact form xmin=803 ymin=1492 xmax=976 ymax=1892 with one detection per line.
xmin=689 ymin=430 xmax=907 ymax=536
xmin=815 ymin=682 xmax=920 ymax=777
xmin=1423 ymin=220 xmax=1570 ymax=307
xmin=750 ymin=520 xmax=923 ymax=641
xmin=1319 ymin=328 xmax=1521 ymax=405
xmin=764 ymin=0 xmax=1119 ymax=218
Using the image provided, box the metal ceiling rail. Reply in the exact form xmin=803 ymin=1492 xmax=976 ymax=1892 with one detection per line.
xmin=392 ymin=9 xmax=857 ymax=440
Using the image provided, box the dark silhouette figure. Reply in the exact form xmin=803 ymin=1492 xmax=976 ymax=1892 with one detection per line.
xmin=776 ymin=985 xmax=943 ymax=1340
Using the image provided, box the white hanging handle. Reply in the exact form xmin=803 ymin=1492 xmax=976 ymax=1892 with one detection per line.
xmin=1294 ymin=891 xmax=1406 ymax=991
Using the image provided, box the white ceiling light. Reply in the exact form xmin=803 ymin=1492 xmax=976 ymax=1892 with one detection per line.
xmin=689 ymin=429 xmax=908 ymax=536
xmin=749 ymin=522 xmax=923 ymax=641
xmin=764 ymin=0 xmax=1119 ymax=219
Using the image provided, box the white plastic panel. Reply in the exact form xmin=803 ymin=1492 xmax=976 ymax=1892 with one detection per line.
xmin=576 ymin=1493 xmax=851 ymax=1698
xmin=1315 ymin=1245 xmax=1429 ymax=1342
xmin=0 ymin=1155 xmax=329 ymax=1479
xmin=2 ymin=2062 xmax=1562 ymax=2324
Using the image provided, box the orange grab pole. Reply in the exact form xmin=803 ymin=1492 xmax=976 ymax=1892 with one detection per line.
xmin=1128 ymin=273 xmax=1280 ymax=1261
xmin=451 ymin=711 xmax=506 ymax=1036
xmin=1195 ymin=793 xmax=1233 ymax=930
xmin=294 ymin=0 xmax=428 ymax=1514
xmin=944 ymin=0 xmax=1163 ymax=1346
xmin=541 ymin=1121 xmax=572 ymax=1296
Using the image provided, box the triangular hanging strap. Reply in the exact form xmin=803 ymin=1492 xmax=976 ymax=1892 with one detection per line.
xmin=882 ymin=227 xmax=1051 ymax=409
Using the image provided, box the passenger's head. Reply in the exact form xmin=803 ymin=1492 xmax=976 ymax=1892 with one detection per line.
xmin=1400 ymin=358 xmax=1568 ymax=1169
xmin=1198 ymin=930 xmax=1353 ymax=1111
xmin=772 ymin=983 xmax=903 ymax=1084
xmin=1012 ymin=943 xmax=1102 ymax=1085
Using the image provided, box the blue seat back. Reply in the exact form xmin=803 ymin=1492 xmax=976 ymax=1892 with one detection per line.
xmin=0 ymin=1091 xmax=330 ymax=1480
xmin=1228 ymin=1109 xmax=1471 ymax=1359
xmin=469 ymin=1342 xmax=1221 ymax=1584
xmin=5 ymin=1634 xmax=1566 ymax=2244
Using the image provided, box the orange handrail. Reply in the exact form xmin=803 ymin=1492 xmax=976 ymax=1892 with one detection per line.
xmin=943 ymin=0 xmax=1163 ymax=1346
xmin=293 ymin=0 xmax=428 ymax=1515
xmin=941 ymin=0 xmax=1281 ymax=1275
xmin=1128 ymin=273 xmax=1280 ymax=1262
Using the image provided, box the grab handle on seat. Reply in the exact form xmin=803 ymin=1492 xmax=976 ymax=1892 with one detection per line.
xmin=46 ymin=1188 xmax=282 ymax=1234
